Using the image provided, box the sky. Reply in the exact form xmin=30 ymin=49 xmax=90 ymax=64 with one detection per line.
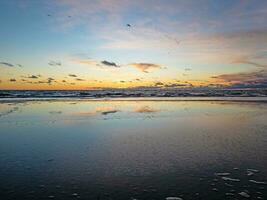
xmin=0 ymin=0 xmax=267 ymax=90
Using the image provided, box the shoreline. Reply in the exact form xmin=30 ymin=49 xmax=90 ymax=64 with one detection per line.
xmin=1 ymin=96 xmax=267 ymax=103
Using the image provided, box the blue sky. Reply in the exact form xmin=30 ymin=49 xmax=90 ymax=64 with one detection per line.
xmin=0 ymin=0 xmax=267 ymax=89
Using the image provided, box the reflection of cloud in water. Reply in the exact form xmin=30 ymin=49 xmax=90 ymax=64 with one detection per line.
xmin=134 ymin=106 xmax=159 ymax=113
xmin=49 ymin=111 xmax=62 ymax=115
xmin=101 ymin=110 xmax=118 ymax=115
xmin=73 ymin=106 xmax=119 ymax=117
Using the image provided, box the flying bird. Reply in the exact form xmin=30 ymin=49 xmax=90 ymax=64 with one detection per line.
xmin=126 ymin=24 xmax=131 ymax=27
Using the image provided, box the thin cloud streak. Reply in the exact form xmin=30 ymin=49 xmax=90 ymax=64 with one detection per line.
xmin=0 ymin=62 xmax=14 ymax=67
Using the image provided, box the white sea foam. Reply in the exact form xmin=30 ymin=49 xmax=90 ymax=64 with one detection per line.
xmin=221 ymin=177 xmax=240 ymax=182
xmin=238 ymin=192 xmax=250 ymax=198
xmin=215 ymin=172 xmax=230 ymax=176
xmin=166 ymin=197 xmax=183 ymax=200
xmin=249 ymin=180 xmax=267 ymax=185
xmin=247 ymin=169 xmax=259 ymax=173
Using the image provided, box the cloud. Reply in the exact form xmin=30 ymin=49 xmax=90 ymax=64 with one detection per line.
xmin=69 ymin=74 xmax=77 ymax=77
xmin=129 ymin=63 xmax=163 ymax=73
xmin=76 ymin=78 xmax=85 ymax=81
xmin=212 ymin=70 xmax=267 ymax=88
xmin=212 ymin=70 xmax=266 ymax=82
xmin=0 ymin=62 xmax=14 ymax=67
xmin=36 ymin=81 xmax=47 ymax=84
xmin=154 ymin=81 xmax=164 ymax=86
xmin=22 ymin=77 xmax=57 ymax=85
xmin=101 ymin=60 xmax=120 ymax=67
xmin=48 ymin=61 xmax=62 ymax=66
xmin=164 ymin=83 xmax=190 ymax=88
xmin=152 ymin=81 xmax=193 ymax=88
xmin=9 ymin=78 xmax=16 ymax=82
xmin=232 ymin=55 xmax=267 ymax=68
xmin=47 ymin=77 xmax=55 ymax=84
xmin=73 ymin=58 xmax=120 ymax=69
xmin=26 ymin=75 xmax=40 ymax=79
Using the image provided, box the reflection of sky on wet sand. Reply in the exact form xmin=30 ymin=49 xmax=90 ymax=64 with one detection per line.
xmin=0 ymin=100 xmax=267 ymax=199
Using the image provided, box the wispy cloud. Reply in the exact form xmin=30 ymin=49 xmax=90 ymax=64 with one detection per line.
xmin=164 ymin=83 xmax=191 ymax=88
xmin=75 ymin=78 xmax=85 ymax=81
xmin=73 ymin=58 xmax=120 ymax=69
xmin=26 ymin=75 xmax=40 ymax=79
xmin=0 ymin=62 xmax=21 ymax=67
xmin=0 ymin=62 xmax=14 ymax=67
xmin=212 ymin=70 xmax=267 ymax=88
xmin=48 ymin=60 xmax=62 ymax=66
xmin=129 ymin=63 xmax=163 ymax=73
xmin=232 ymin=55 xmax=267 ymax=68
xmin=74 ymin=58 xmax=164 ymax=73
xmin=212 ymin=70 xmax=266 ymax=82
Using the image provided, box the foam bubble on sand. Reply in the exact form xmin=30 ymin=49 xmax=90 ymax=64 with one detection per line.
xmin=249 ymin=180 xmax=267 ymax=185
xmin=225 ymin=183 xmax=233 ymax=187
xmin=247 ymin=171 xmax=254 ymax=176
xmin=238 ymin=192 xmax=250 ymax=198
xmin=166 ymin=197 xmax=183 ymax=200
xmin=215 ymin=173 xmax=230 ymax=176
xmin=222 ymin=177 xmax=240 ymax=182
xmin=247 ymin=169 xmax=259 ymax=173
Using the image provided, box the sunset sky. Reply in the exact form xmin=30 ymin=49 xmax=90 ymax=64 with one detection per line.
xmin=0 ymin=0 xmax=267 ymax=90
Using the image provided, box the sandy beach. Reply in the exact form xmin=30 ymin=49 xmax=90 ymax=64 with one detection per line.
xmin=0 ymin=99 xmax=266 ymax=199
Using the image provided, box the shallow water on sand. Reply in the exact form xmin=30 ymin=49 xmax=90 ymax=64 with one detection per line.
xmin=0 ymin=99 xmax=267 ymax=200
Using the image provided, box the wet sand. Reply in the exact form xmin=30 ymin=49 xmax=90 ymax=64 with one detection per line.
xmin=0 ymin=99 xmax=267 ymax=199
